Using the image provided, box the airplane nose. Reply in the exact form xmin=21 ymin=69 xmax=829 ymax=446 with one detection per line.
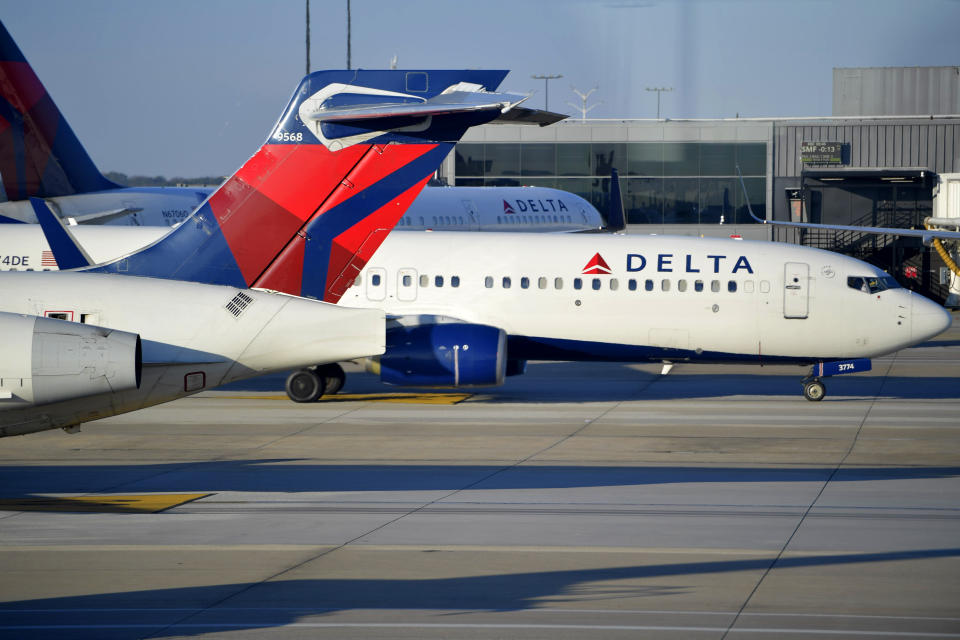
xmin=911 ymin=294 xmax=952 ymax=343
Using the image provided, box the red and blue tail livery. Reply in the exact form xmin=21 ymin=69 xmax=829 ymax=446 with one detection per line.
xmin=80 ymin=69 xmax=530 ymax=302
xmin=0 ymin=21 xmax=119 ymax=202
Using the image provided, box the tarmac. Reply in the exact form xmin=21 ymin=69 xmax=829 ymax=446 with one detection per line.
xmin=1 ymin=314 xmax=958 ymax=639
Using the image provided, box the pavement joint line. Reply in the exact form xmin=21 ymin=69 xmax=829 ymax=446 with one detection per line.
xmin=720 ymin=350 xmax=900 ymax=640
xmin=143 ymin=385 xmax=632 ymax=638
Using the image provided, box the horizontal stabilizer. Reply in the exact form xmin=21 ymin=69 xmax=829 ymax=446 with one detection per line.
xmin=304 ymin=89 xmax=529 ymax=125
xmin=487 ymin=106 xmax=568 ymax=127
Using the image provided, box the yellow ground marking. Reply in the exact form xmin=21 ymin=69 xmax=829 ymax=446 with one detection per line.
xmin=218 ymin=393 xmax=472 ymax=405
xmin=0 ymin=493 xmax=211 ymax=514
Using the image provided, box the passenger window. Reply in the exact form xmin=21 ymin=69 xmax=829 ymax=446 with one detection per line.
xmin=484 ymin=276 xmax=493 ymax=288
xmin=661 ymin=279 xmax=671 ymax=292
xmin=574 ymin=278 xmax=583 ymax=290
xmin=645 ymin=279 xmax=654 ymax=291
xmin=538 ymin=277 xmax=547 ymax=289
xmin=497 ymin=216 xmax=502 ymax=223
xmin=451 ymin=276 xmax=460 ymax=287
xmin=610 ymin=279 xmax=618 ymax=291
xmin=554 ymin=277 xmax=564 ymax=289
xmin=592 ymin=278 xmax=601 ymax=290
xmin=420 ymin=274 xmax=429 ymax=287
xmin=694 ymin=279 xmax=704 ymax=292
xmin=402 ymin=275 xmax=412 ymax=287
xmin=502 ymin=277 xmax=511 ymax=289
xmin=677 ymin=279 xmax=687 ymax=292
xmin=760 ymin=280 xmax=770 ymax=293
xmin=711 ymin=280 xmax=720 ymax=292
xmin=744 ymin=280 xmax=755 ymax=293
xmin=372 ymin=274 xmax=382 ymax=286
xmin=521 ymin=277 xmax=530 ymax=289
xmin=628 ymin=279 xmax=637 ymax=291
xmin=432 ymin=216 xmax=437 ymax=225
xmin=728 ymin=280 xmax=737 ymax=292
xmin=435 ymin=275 xmax=444 ymax=287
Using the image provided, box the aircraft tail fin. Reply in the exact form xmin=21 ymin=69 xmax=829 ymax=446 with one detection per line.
xmin=29 ymin=197 xmax=92 ymax=269
xmin=606 ymin=167 xmax=626 ymax=233
xmin=83 ymin=70 xmax=546 ymax=302
xmin=0 ymin=20 xmax=119 ymax=201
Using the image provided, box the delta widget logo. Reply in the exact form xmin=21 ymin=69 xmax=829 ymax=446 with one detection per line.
xmin=582 ymin=253 xmax=611 ymax=275
xmin=502 ymin=200 xmax=516 ymax=214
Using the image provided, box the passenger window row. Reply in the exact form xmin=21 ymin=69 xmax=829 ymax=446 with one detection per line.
xmin=482 ymin=275 xmax=764 ymax=293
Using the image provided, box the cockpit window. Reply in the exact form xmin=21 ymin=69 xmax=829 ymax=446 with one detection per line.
xmin=848 ymin=275 xmax=900 ymax=294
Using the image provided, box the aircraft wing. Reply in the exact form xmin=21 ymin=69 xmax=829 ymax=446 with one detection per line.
xmin=736 ymin=169 xmax=960 ymax=242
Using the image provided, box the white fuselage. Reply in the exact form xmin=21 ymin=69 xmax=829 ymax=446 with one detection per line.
xmin=0 ymin=272 xmax=384 ymax=435
xmin=0 ymin=227 xmax=950 ymax=365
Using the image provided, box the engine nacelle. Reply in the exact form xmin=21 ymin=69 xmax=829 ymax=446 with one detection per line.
xmin=375 ymin=321 xmax=506 ymax=387
xmin=0 ymin=313 xmax=141 ymax=407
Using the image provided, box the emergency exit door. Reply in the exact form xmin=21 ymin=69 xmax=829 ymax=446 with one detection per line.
xmin=783 ymin=262 xmax=810 ymax=319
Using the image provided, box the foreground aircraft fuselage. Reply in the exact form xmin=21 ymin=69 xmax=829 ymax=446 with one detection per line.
xmin=337 ymin=231 xmax=951 ymax=371
xmin=0 ymin=272 xmax=384 ymax=436
xmin=3 ymin=226 xmax=950 ymax=400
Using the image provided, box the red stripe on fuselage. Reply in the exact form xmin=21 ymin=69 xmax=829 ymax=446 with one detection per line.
xmin=323 ymin=173 xmax=433 ymax=303
xmin=0 ymin=61 xmax=46 ymax=112
xmin=316 ymin=143 xmax=437 ymax=214
xmin=236 ymin=143 xmax=367 ymax=222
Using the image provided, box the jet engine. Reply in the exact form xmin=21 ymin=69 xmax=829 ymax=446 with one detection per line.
xmin=371 ymin=319 xmax=506 ymax=387
xmin=0 ymin=313 xmax=141 ymax=407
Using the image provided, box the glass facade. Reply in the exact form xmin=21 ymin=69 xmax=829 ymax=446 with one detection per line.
xmin=454 ymin=142 xmax=767 ymax=224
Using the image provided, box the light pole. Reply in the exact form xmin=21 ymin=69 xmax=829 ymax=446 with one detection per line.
xmin=645 ymin=86 xmax=673 ymax=119
xmin=532 ymin=74 xmax=563 ymax=111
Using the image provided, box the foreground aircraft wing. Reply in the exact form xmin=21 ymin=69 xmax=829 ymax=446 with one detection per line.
xmin=737 ymin=168 xmax=960 ymax=242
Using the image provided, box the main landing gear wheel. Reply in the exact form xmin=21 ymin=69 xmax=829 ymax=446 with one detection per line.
xmin=286 ymin=368 xmax=323 ymax=403
xmin=802 ymin=379 xmax=826 ymax=402
xmin=317 ymin=363 xmax=346 ymax=396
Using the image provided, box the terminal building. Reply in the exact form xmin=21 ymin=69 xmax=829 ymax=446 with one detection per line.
xmin=438 ymin=66 xmax=960 ymax=302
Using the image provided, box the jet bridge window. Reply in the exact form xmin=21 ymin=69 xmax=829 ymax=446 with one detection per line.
xmin=848 ymin=276 xmax=900 ymax=294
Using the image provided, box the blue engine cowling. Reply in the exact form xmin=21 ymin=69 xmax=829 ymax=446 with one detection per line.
xmin=378 ymin=322 xmax=507 ymax=387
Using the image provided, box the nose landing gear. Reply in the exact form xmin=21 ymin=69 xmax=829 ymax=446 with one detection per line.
xmin=800 ymin=358 xmax=871 ymax=401
xmin=802 ymin=377 xmax=826 ymax=402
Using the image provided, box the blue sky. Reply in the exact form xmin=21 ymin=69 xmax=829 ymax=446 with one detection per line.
xmin=3 ymin=0 xmax=958 ymax=176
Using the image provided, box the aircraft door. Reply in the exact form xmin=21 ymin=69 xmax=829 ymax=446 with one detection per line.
xmin=397 ymin=268 xmax=418 ymax=302
xmin=783 ymin=262 xmax=810 ymax=319
xmin=366 ymin=267 xmax=386 ymax=301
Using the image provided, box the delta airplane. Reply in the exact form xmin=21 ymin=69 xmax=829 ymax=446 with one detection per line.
xmin=16 ymin=206 xmax=953 ymax=403
xmin=0 ymin=67 xmax=537 ymax=436
xmin=0 ymin=20 xmax=600 ymax=232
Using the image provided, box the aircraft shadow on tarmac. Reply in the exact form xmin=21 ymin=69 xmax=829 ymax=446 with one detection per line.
xmin=1 ymin=547 xmax=959 ymax=638
xmin=220 ymin=365 xmax=960 ymax=403
xmin=1 ymin=461 xmax=958 ymax=500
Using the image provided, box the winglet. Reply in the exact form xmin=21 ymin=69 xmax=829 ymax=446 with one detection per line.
xmin=606 ymin=168 xmax=626 ymax=233
xmin=736 ymin=166 xmax=766 ymax=224
xmin=29 ymin=197 xmax=93 ymax=269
